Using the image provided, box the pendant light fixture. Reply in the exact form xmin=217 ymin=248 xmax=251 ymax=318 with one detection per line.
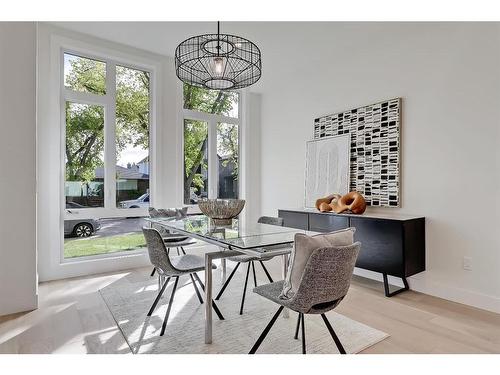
xmin=175 ymin=22 xmax=262 ymax=90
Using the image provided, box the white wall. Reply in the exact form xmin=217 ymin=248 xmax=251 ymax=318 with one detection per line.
xmin=0 ymin=22 xmax=38 ymax=315
xmin=241 ymin=92 xmax=262 ymax=226
xmin=259 ymin=23 xmax=500 ymax=313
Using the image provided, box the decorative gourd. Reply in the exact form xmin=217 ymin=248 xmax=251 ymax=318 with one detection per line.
xmin=315 ymin=194 xmax=341 ymax=210
xmin=330 ymin=191 xmax=366 ymax=214
xmin=318 ymin=202 xmax=333 ymax=212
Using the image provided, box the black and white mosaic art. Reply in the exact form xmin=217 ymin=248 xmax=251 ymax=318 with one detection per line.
xmin=313 ymin=98 xmax=401 ymax=207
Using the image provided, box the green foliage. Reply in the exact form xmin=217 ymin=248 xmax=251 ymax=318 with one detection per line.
xmin=116 ymin=66 xmax=150 ymax=151
xmin=65 ymin=102 xmax=104 ymax=182
xmin=183 ymin=83 xmax=238 ymax=116
xmin=184 ymin=119 xmax=208 ymax=197
xmin=65 ymin=55 xmax=106 ymax=95
xmin=217 ymin=122 xmax=239 ymax=179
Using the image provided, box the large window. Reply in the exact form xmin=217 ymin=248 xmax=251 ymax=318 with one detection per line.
xmin=63 ymin=52 xmax=152 ymax=259
xmin=183 ymin=84 xmax=240 ymax=204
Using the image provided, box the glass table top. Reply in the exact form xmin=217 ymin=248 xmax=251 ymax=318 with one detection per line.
xmin=145 ymin=215 xmax=304 ymax=250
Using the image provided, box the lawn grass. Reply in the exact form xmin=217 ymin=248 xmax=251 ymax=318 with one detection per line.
xmin=64 ymin=232 xmax=146 ymax=258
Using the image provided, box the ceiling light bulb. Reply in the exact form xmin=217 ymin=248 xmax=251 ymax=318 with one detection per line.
xmin=214 ymin=57 xmax=224 ymax=75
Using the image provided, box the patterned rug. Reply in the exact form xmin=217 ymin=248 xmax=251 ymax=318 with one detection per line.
xmin=99 ymin=266 xmax=389 ymax=354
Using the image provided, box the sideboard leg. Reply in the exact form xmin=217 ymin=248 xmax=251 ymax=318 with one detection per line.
xmin=382 ymin=273 xmax=409 ymax=297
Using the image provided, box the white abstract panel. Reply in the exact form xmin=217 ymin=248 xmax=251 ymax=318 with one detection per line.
xmin=304 ymin=134 xmax=350 ymax=208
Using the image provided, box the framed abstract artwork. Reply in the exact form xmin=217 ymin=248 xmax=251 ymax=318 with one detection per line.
xmin=313 ymin=98 xmax=401 ymax=207
xmin=304 ymin=134 xmax=350 ymax=208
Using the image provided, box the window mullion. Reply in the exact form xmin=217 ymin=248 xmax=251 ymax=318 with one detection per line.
xmin=104 ymin=62 xmax=117 ymax=211
xmin=183 ymin=109 xmax=238 ymax=124
xmin=63 ymin=89 xmax=108 ymax=106
xmin=208 ymin=119 xmax=218 ymax=199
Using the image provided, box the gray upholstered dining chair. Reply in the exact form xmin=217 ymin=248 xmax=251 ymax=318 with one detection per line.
xmin=142 ymin=227 xmax=225 ymax=336
xmin=215 ymin=216 xmax=284 ymax=315
xmin=249 ymin=242 xmax=361 ymax=354
xmin=148 ymin=207 xmax=197 ymax=277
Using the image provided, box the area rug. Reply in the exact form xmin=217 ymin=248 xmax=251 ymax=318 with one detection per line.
xmin=99 ymin=267 xmax=389 ymax=354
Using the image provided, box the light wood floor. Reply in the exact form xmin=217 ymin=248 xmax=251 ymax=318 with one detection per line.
xmin=1 ymin=255 xmax=499 ymax=354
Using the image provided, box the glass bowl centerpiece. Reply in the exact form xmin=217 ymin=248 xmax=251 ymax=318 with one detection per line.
xmin=197 ymin=199 xmax=246 ymax=225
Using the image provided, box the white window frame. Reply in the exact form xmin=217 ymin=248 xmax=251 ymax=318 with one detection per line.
xmin=59 ymin=47 xmax=156 ymax=263
xmin=181 ymin=86 xmax=242 ymax=206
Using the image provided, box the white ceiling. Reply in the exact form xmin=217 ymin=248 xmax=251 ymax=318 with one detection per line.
xmin=53 ymin=22 xmax=258 ymax=58
xmin=50 ymin=22 xmax=430 ymax=93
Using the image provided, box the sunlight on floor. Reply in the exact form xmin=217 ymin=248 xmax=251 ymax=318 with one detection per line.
xmin=130 ymin=277 xmax=201 ymax=341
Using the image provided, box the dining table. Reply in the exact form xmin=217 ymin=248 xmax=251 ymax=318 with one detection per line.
xmin=144 ymin=214 xmax=306 ymax=344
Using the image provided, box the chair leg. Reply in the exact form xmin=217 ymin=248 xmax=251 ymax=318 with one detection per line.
xmin=251 ymin=261 xmax=258 ymax=287
xmin=294 ymin=312 xmax=301 ymax=339
xmin=160 ymin=277 xmax=179 ymax=336
xmin=240 ymin=262 xmax=251 ymax=315
xmin=249 ymin=306 xmax=284 ymax=354
xmin=321 ymin=313 xmax=346 ymax=354
xmin=147 ymin=276 xmax=170 ymax=316
xmin=150 ymin=268 xmax=156 ymax=277
xmin=190 ymin=274 xmax=203 ymax=304
xmin=180 ymin=247 xmax=186 ymax=255
xmin=259 ymin=260 xmax=274 ymax=283
xmin=192 ymin=273 xmax=225 ymax=320
xmin=215 ymin=262 xmax=240 ymax=300
xmin=176 ymin=247 xmax=180 ymax=256
xmin=300 ymin=313 xmax=306 ymax=354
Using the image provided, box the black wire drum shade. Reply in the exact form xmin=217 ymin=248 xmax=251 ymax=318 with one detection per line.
xmin=175 ymin=24 xmax=262 ymax=90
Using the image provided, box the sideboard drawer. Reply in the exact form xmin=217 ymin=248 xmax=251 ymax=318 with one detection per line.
xmin=278 ymin=210 xmax=309 ymax=230
xmin=351 ymin=217 xmax=404 ymax=276
xmin=309 ymin=213 xmax=349 ymax=233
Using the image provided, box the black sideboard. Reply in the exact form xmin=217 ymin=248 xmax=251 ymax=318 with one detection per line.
xmin=278 ymin=208 xmax=425 ymax=297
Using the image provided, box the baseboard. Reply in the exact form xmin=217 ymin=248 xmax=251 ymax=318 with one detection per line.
xmin=38 ymin=252 xmax=151 ymax=282
xmin=353 ymin=268 xmax=500 ymax=314
xmin=353 ymin=268 xmax=405 ymax=287
xmin=0 ymin=296 xmax=38 ymax=317
xmin=409 ymin=275 xmax=500 ymax=314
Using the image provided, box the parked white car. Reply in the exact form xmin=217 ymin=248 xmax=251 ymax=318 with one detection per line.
xmin=65 ymin=202 xmax=101 ymax=237
xmin=119 ymin=193 xmax=150 ymax=208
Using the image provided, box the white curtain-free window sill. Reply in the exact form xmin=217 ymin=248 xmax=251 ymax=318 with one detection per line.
xmin=60 ymin=247 xmax=147 ymax=265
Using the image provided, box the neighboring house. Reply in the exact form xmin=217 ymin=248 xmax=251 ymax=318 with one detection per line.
xmin=186 ymin=154 xmax=238 ymax=203
xmin=218 ymin=155 xmax=238 ymax=199
xmin=66 ymin=155 xmax=236 ymax=207
xmin=137 ymin=156 xmax=149 ymax=175
xmin=65 ymin=163 xmax=150 ymax=207
xmin=100 ymin=164 xmax=150 ymax=202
